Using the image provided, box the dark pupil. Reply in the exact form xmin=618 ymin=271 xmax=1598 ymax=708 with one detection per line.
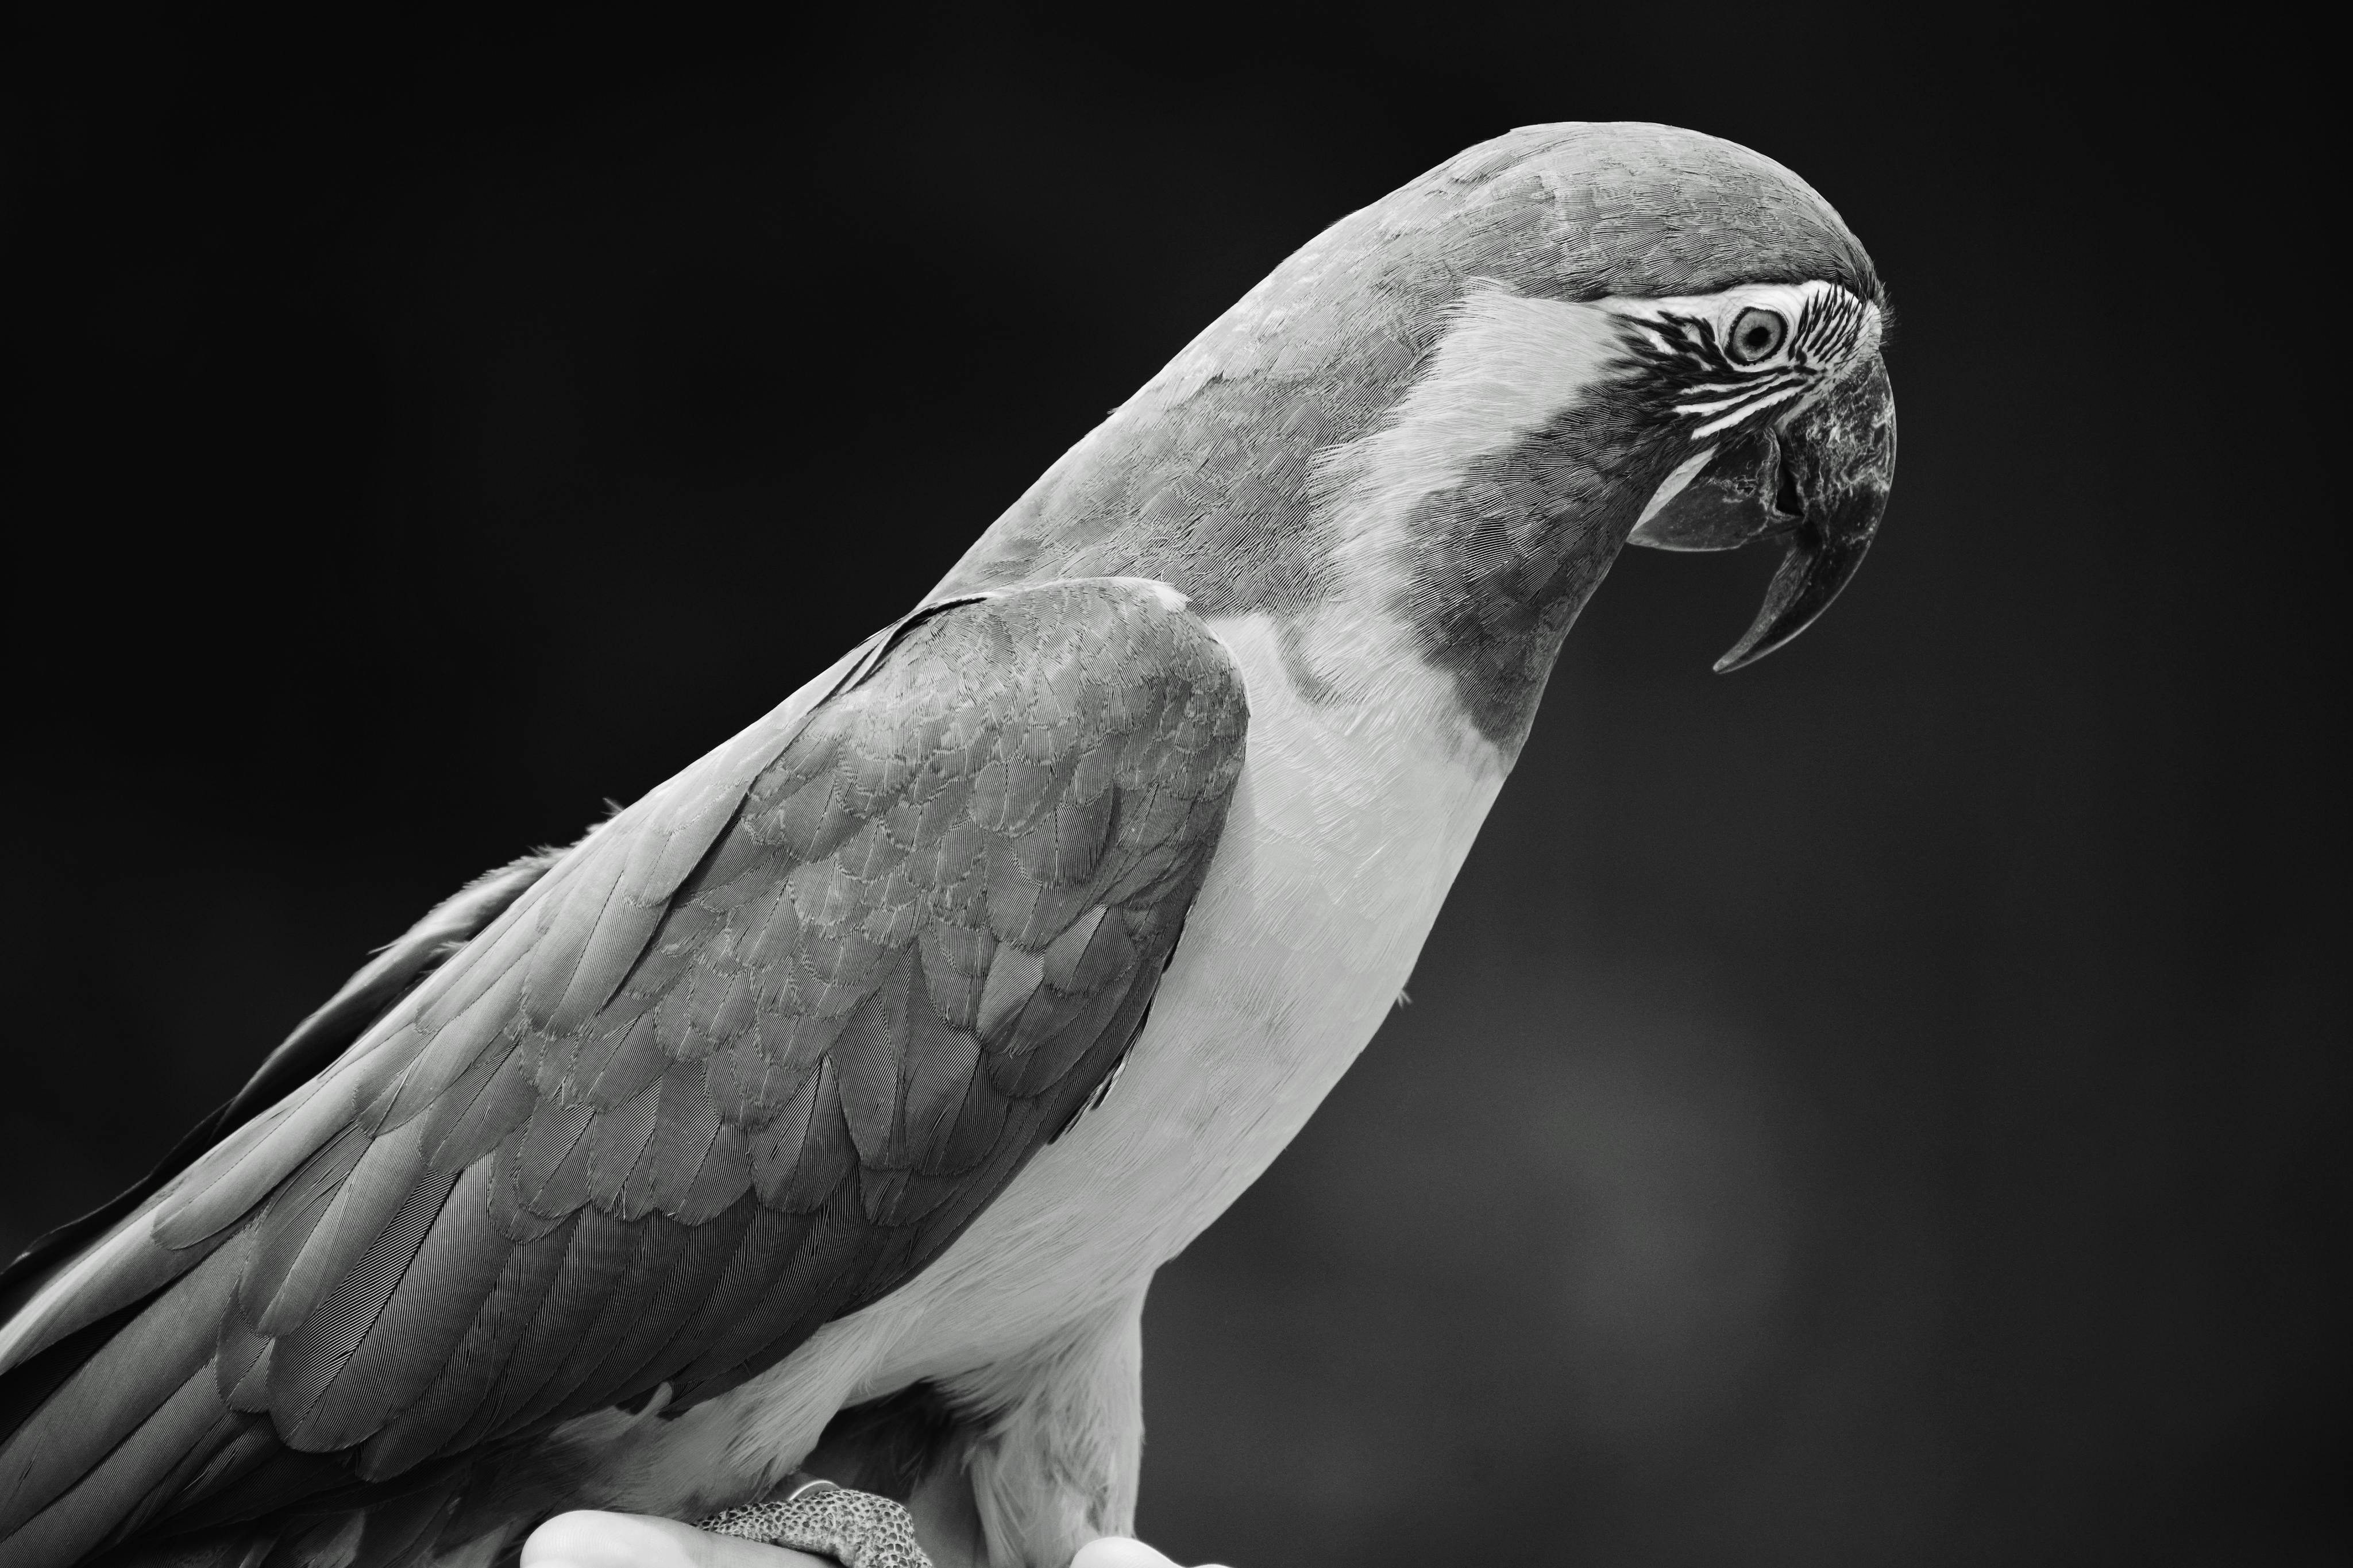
xmin=1728 ymin=308 xmax=1785 ymax=361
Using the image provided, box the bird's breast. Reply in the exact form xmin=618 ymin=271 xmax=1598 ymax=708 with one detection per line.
xmin=856 ymin=605 xmax=1509 ymax=1377
xmin=630 ymin=605 xmax=1511 ymax=1500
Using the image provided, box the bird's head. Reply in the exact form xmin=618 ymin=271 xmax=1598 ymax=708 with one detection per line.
xmin=940 ymin=122 xmax=1896 ymax=754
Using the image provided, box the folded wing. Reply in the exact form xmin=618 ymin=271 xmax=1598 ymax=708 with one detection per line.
xmin=0 ymin=578 xmax=1247 ymax=1568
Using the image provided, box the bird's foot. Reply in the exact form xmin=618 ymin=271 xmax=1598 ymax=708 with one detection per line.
xmin=697 ymin=1478 xmax=932 ymax=1568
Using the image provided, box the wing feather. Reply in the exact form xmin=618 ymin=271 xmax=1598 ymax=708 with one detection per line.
xmin=271 ymin=1162 xmax=464 ymax=1445
xmin=0 ymin=1240 xmax=243 ymax=1542
xmin=0 ymin=581 xmax=1245 ymax=1567
xmin=419 ymin=1218 xmax=578 ymax=1461
xmin=9 ymin=1364 xmax=227 ymax=1566
xmin=562 ymin=1197 xmax=755 ymax=1408
xmin=248 ymin=1121 xmax=433 ymax=1339
xmin=0 ymin=853 xmax=563 ymax=1335
xmin=414 ymin=1046 xmax=538 ymax=1174
xmin=234 ymin=1125 xmax=373 ymax=1329
xmin=503 ymin=1217 xmax=694 ymax=1431
xmin=353 ymin=1214 xmax=569 ymax=1479
xmin=315 ymin=1161 xmax=512 ymax=1465
xmin=452 ymin=1208 xmax=632 ymax=1443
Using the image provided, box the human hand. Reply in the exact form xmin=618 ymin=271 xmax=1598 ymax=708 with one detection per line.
xmin=1070 ymin=1538 xmax=1232 ymax=1568
xmin=523 ymin=1511 xmax=831 ymax=1568
xmin=521 ymin=1511 xmax=1229 ymax=1568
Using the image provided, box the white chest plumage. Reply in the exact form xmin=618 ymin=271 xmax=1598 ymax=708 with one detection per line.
xmin=585 ymin=603 xmax=1510 ymax=1514
xmin=588 ymin=284 xmax=1649 ymax=1513
xmin=873 ymin=605 xmax=1507 ymax=1362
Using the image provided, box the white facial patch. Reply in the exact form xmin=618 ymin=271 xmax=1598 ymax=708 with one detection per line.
xmin=1314 ymin=282 xmax=1626 ymax=572
xmin=1615 ymin=279 xmax=1880 ymax=358
xmin=1635 ymin=442 xmax=1721 ymax=527
xmin=1611 ymin=279 xmax=1881 ymax=438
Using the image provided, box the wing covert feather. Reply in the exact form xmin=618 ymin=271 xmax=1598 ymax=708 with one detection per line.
xmin=0 ymin=580 xmax=1245 ymax=1566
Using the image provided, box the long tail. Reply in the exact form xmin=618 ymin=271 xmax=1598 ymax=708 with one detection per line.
xmin=0 ymin=852 xmax=566 ymax=1568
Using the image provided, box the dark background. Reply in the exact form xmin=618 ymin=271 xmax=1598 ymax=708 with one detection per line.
xmin=3 ymin=7 xmax=2342 ymax=1565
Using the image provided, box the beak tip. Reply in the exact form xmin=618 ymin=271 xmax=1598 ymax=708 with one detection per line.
xmin=1710 ymin=619 xmax=1791 ymax=675
xmin=1708 ymin=356 xmax=1895 ymax=675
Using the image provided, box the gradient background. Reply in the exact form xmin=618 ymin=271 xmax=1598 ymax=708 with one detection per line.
xmin=4 ymin=8 xmax=2342 ymax=1565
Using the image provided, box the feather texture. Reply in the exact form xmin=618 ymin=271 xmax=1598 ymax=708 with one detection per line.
xmin=0 ymin=579 xmax=1244 ymax=1567
xmin=0 ymin=853 xmax=564 ymax=1330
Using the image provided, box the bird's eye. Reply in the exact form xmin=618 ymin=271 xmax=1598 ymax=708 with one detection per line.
xmin=1726 ymin=307 xmax=1788 ymax=364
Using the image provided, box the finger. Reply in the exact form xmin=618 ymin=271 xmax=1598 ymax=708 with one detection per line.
xmin=523 ymin=1510 xmax=834 ymax=1568
xmin=1071 ymin=1542 xmax=1178 ymax=1568
xmin=1071 ymin=1538 xmax=1231 ymax=1568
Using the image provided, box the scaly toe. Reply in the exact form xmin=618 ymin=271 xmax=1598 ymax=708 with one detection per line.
xmin=697 ymin=1480 xmax=931 ymax=1568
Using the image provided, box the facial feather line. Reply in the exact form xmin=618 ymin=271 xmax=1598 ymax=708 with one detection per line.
xmin=1311 ymin=283 xmax=1627 ymax=581
xmin=1262 ymin=285 xmax=1630 ymax=737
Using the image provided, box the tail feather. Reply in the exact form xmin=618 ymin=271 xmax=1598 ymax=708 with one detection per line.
xmin=341 ymin=1485 xmax=458 ymax=1568
xmin=0 ymin=1223 xmax=236 ymax=1381
xmin=140 ymin=1449 xmax=346 ymax=1538
xmin=0 ymin=847 xmax=585 ymax=1567
xmin=0 ymin=852 xmax=566 ymax=1331
xmin=74 ymin=1366 xmax=233 ymax=1553
xmin=137 ymin=1415 xmax=279 ymax=1533
xmin=1 ymin=1364 xmax=223 ymax=1568
xmin=0 ymin=1302 xmax=148 ymax=1445
xmin=0 ymin=1242 xmax=241 ymax=1540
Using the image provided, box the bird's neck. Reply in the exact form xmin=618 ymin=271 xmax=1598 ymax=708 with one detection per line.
xmin=935 ymin=276 xmax=1682 ymax=766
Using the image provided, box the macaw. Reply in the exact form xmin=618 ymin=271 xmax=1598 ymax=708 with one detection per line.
xmin=0 ymin=120 xmax=1895 ymax=1568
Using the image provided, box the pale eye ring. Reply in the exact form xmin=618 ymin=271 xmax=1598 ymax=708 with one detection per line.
xmin=1726 ymin=307 xmax=1788 ymax=364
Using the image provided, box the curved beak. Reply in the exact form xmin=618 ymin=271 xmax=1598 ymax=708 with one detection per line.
xmin=1628 ymin=353 xmax=1897 ymax=672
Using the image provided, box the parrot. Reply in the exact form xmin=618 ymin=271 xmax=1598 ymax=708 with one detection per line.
xmin=0 ymin=120 xmax=1896 ymax=1568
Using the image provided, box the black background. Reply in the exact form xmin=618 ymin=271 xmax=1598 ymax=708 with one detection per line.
xmin=3 ymin=7 xmax=2343 ymax=1565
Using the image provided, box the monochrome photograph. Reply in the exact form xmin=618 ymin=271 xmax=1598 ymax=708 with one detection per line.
xmin=2 ymin=8 xmax=2339 ymax=1566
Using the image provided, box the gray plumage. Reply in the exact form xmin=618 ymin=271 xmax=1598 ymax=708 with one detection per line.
xmin=939 ymin=122 xmax=1881 ymax=746
xmin=0 ymin=581 xmax=1243 ymax=1566
xmin=0 ymin=118 xmax=1896 ymax=1568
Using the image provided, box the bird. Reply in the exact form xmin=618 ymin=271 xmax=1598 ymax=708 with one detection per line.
xmin=0 ymin=120 xmax=1895 ymax=1568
